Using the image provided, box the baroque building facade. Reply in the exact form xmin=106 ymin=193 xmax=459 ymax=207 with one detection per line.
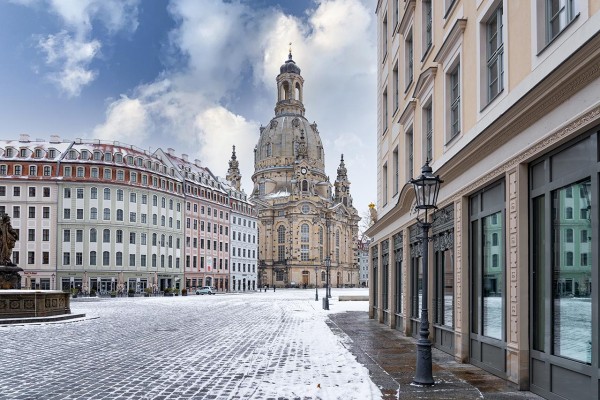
xmin=0 ymin=136 xmax=257 ymax=294
xmin=368 ymin=1 xmax=600 ymax=399
xmin=251 ymin=53 xmax=360 ymax=289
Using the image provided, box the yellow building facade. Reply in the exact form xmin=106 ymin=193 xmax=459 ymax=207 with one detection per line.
xmin=369 ymin=1 xmax=600 ymax=399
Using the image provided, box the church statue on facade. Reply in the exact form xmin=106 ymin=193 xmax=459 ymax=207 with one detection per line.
xmin=250 ymin=51 xmax=360 ymax=289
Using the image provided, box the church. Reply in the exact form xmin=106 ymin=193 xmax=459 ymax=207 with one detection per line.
xmin=250 ymin=52 xmax=360 ymax=289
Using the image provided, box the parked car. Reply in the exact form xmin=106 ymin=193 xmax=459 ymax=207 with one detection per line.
xmin=195 ymin=286 xmax=216 ymax=295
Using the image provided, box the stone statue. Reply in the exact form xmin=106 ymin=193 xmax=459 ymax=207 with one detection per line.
xmin=0 ymin=213 xmax=18 ymax=266
xmin=368 ymin=202 xmax=378 ymax=223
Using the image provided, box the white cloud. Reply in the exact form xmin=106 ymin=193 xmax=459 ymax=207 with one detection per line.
xmin=91 ymin=0 xmax=377 ymax=217
xmin=92 ymin=95 xmax=148 ymax=143
xmin=38 ymin=30 xmax=100 ymax=97
xmin=23 ymin=0 xmax=140 ymax=96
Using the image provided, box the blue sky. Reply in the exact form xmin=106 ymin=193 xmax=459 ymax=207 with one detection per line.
xmin=0 ymin=0 xmax=376 ymax=220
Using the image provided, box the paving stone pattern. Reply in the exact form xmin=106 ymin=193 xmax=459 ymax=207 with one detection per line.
xmin=0 ymin=292 xmax=378 ymax=400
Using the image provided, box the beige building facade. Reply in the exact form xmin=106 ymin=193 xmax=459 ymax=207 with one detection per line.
xmin=251 ymin=53 xmax=360 ymax=289
xmin=369 ymin=1 xmax=600 ymax=399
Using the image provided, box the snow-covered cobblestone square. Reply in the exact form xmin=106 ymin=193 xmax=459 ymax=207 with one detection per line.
xmin=1 ymin=289 xmax=381 ymax=400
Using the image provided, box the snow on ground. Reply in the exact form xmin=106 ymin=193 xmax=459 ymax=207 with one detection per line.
xmin=0 ymin=288 xmax=380 ymax=400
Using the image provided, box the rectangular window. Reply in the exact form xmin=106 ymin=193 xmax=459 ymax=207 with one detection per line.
xmin=546 ymin=0 xmax=574 ymax=43
xmin=29 ymin=187 xmax=36 ymax=197
xmin=43 ymin=207 xmax=50 ymax=218
xmin=13 ymin=206 xmax=20 ymax=219
xmin=423 ymin=1 xmax=432 ymax=53
xmin=425 ymin=105 xmax=433 ymax=161
xmin=487 ymin=5 xmax=504 ymax=102
xmin=393 ymin=63 xmax=399 ymax=112
xmin=28 ymin=206 xmax=35 ymax=218
xmin=382 ymin=163 xmax=388 ymax=206
xmin=382 ymin=14 xmax=388 ymax=60
xmin=407 ymin=128 xmax=414 ymax=179
xmin=405 ymin=31 xmax=413 ymax=88
xmin=393 ymin=147 xmax=399 ymax=196
xmin=382 ymin=89 xmax=388 ymax=133
xmin=449 ymin=65 xmax=461 ymax=139
xmin=551 ymin=180 xmax=591 ymax=363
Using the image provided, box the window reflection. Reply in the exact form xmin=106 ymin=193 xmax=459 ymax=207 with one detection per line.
xmin=552 ymin=180 xmax=592 ymax=364
xmin=483 ymin=211 xmax=503 ymax=340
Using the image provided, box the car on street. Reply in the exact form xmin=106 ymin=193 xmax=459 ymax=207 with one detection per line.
xmin=195 ymin=286 xmax=216 ymax=295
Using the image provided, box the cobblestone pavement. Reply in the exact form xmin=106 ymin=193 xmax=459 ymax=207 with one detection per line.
xmin=0 ymin=290 xmax=380 ymax=400
xmin=329 ymin=312 xmax=545 ymax=400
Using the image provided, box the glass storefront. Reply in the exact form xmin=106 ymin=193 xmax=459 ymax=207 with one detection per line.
xmin=470 ymin=180 xmax=507 ymax=377
xmin=530 ymin=132 xmax=599 ymax=400
xmin=393 ymin=232 xmax=403 ymax=331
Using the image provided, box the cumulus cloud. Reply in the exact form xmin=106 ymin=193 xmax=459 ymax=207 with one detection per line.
xmin=25 ymin=0 xmax=140 ymax=96
xmin=38 ymin=30 xmax=100 ymax=97
xmin=91 ymin=0 xmax=376 ymax=214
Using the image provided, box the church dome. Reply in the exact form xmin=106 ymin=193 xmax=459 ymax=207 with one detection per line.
xmin=280 ymin=53 xmax=301 ymax=75
xmin=254 ymin=114 xmax=325 ymax=171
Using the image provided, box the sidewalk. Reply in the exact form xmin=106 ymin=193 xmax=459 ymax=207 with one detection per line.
xmin=328 ymin=311 xmax=543 ymax=399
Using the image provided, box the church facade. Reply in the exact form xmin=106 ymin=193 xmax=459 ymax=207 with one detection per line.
xmin=250 ymin=53 xmax=360 ymax=289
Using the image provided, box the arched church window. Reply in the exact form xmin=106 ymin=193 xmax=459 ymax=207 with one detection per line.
xmin=295 ymin=82 xmax=301 ymax=101
xmin=282 ymin=81 xmax=290 ymax=100
xmin=266 ymin=143 xmax=272 ymax=157
xmin=259 ymin=183 xmax=265 ymax=195
xmin=277 ymin=225 xmax=286 ymax=262
xmin=301 ymin=224 xmax=309 ymax=243
xmin=302 ymin=180 xmax=308 ymax=192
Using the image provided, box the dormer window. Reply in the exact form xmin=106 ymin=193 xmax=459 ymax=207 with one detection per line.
xmin=105 ymin=152 xmax=112 ymax=162
xmin=20 ymin=148 xmax=27 ymax=157
xmin=35 ymin=149 xmax=43 ymax=158
xmin=69 ymin=150 xmax=77 ymax=159
xmin=5 ymin=148 xmax=13 ymax=157
xmin=93 ymin=151 xmax=101 ymax=160
xmin=81 ymin=150 xmax=88 ymax=160
xmin=49 ymin=149 xmax=56 ymax=158
xmin=115 ymin=153 xmax=123 ymax=163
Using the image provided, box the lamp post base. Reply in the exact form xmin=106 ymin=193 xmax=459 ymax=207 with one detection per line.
xmin=412 ymin=338 xmax=435 ymax=386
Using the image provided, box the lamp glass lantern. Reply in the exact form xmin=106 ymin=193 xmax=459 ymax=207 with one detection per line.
xmin=410 ymin=161 xmax=442 ymax=211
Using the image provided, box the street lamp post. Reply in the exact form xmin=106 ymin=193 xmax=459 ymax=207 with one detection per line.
xmin=315 ymin=265 xmax=319 ymax=301
xmin=323 ymin=256 xmax=330 ymax=310
xmin=409 ymin=161 xmax=443 ymax=386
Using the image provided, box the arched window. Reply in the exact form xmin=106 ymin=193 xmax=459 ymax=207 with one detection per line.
xmin=301 ymin=224 xmax=309 ymax=243
xmin=103 ymin=229 xmax=110 ymax=243
xmin=103 ymin=188 xmax=110 ymax=200
xmin=321 ymin=271 xmax=326 ymax=281
xmin=295 ymin=82 xmax=302 ymax=102
xmin=277 ymin=225 xmax=286 ymax=262
xmin=90 ymin=251 xmax=96 ymax=265
xmin=152 ymin=233 xmax=157 ymax=246
xmin=152 ymin=254 xmax=157 ymax=267
xmin=282 ymin=81 xmax=290 ymax=100
xmin=116 ymin=209 xmax=123 ymax=221
xmin=90 ymin=228 xmax=97 ymax=242
xmin=103 ymin=251 xmax=110 ymax=265
xmin=302 ymin=180 xmax=308 ymax=192
xmin=319 ymin=226 xmax=324 ymax=261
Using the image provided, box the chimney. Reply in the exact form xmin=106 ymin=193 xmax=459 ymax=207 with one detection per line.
xmin=182 ymin=153 xmax=189 ymax=162
xmin=194 ymin=159 xmax=202 ymax=167
xmin=49 ymin=135 xmax=61 ymax=143
xmin=19 ymin=133 xmax=30 ymax=143
xmin=167 ymin=148 xmax=175 ymax=156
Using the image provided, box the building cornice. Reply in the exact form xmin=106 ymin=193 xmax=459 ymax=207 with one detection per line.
xmin=398 ymin=99 xmax=416 ymax=127
xmin=412 ymin=66 xmax=438 ymax=100
xmin=433 ymin=18 xmax=467 ymax=64
xmin=398 ymin=0 xmax=416 ymax=35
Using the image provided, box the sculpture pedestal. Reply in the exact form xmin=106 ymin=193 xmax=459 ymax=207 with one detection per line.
xmin=0 ymin=265 xmax=23 ymax=289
